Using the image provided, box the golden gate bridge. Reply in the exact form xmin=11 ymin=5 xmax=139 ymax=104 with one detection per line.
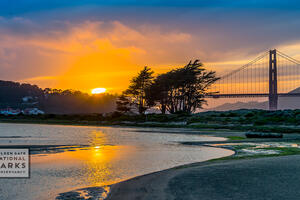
xmin=207 ymin=49 xmax=300 ymax=110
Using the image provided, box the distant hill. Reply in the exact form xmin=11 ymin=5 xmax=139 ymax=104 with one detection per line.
xmin=0 ymin=80 xmax=43 ymax=108
xmin=207 ymin=101 xmax=267 ymax=111
xmin=277 ymin=87 xmax=300 ymax=110
xmin=207 ymin=87 xmax=300 ymax=111
xmin=0 ymin=80 xmax=117 ymax=114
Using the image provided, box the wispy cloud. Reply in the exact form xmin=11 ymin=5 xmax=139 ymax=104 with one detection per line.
xmin=0 ymin=1 xmax=300 ymax=92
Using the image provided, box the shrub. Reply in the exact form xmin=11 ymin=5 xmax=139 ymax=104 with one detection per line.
xmin=246 ymin=132 xmax=283 ymax=138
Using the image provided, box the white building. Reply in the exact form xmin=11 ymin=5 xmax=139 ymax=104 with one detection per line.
xmin=22 ymin=108 xmax=45 ymax=115
xmin=0 ymin=108 xmax=21 ymax=115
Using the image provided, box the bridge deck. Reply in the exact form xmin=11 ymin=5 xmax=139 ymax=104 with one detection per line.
xmin=205 ymin=93 xmax=300 ymax=98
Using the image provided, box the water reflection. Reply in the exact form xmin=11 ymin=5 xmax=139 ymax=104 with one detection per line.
xmin=0 ymin=123 xmax=233 ymax=200
xmin=32 ymin=144 xmax=135 ymax=186
xmin=84 ymin=145 xmax=134 ymax=186
xmin=89 ymin=130 xmax=109 ymax=147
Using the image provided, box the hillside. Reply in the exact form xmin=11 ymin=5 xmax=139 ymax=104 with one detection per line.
xmin=0 ymin=80 xmax=117 ymax=114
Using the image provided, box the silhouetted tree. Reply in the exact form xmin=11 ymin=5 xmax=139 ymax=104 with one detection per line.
xmin=116 ymin=93 xmax=131 ymax=114
xmin=146 ymin=73 xmax=170 ymax=114
xmin=147 ymin=60 xmax=219 ymax=114
xmin=125 ymin=66 xmax=154 ymax=114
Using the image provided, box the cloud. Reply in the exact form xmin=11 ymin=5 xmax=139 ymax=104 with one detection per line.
xmin=1 ymin=1 xmax=300 ymax=93
xmin=0 ymin=19 xmax=196 ymax=92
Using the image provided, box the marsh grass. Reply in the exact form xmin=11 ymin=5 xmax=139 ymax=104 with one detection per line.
xmin=2 ymin=109 xmax=300 ymax=133
xmin=227 ymin=136 xmax=246 ymax=140
xmin=210 ymin=144 xmax=300 ymax=162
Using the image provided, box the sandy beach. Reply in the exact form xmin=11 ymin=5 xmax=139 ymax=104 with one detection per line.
xmin=107 ymin=155 xmax=300 ymax=200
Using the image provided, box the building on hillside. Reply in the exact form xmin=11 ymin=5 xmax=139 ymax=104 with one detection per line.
xmin=0 ymin=107 xmax=45 ymax=115
xmin=22 ymin=108 xmax=45 ymax=115
xmin=0 ymin=108 xmax=21 ymax=115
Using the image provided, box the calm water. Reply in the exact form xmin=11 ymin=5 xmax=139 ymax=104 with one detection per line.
xmin=0 ymin=123 xmax=233 ymax=200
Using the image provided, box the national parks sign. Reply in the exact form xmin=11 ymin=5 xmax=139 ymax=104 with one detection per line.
xmin=0 ymin=149 xmax=29 ymax=178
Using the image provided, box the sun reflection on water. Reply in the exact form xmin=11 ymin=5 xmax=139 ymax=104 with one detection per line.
xmin=0 ymin=124 xmax=235 ymax=200
xmin=31 ymin=130 xmax=136 ymax=188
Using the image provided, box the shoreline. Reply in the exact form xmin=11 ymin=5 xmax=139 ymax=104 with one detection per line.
xmin=56 ymin=151 xmax=236 ymax=200
xmin=1 ymin=118 xmax=300 ymax=134
xmin=105 ymin=142 xmax=246 ymax=199
xmin=2 ymin=109 xmax=300 ymax=134
xmin=106 ymin=137 xmax=300 ymax=200
xmin=104 ymin=155 xmax=243 ymax=200
xmin=106 ymin=153 xmax=300 ymax=200
xmin=2 ymin=121 xmax=300 ymax=199
xmin=0 ymin=121 xmax=249 ymax=139
xmin=0 ymin=122 xmax=237 ymax=200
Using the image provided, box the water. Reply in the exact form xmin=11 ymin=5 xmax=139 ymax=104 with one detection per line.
xmin=0 ymin=123 xmax=233 ymax=200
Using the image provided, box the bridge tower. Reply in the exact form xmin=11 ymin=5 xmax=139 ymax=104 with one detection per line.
xmin=269 ymin=49 xmax=278 ymax=110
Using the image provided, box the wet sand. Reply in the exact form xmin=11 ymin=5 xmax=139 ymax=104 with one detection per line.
xmin=107 ymin=155 xmax=300 ymax=200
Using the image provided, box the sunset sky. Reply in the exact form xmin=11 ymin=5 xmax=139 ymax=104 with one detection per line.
xmin=1 ymin=0 xmax=300 ymax=94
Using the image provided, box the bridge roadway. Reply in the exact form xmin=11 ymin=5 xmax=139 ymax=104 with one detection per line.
xmin=205 ymin=93 xmax=300 ymax=98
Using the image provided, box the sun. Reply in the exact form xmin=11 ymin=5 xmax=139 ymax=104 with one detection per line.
xmin=91 ymin=88 xmax=107 ymax=94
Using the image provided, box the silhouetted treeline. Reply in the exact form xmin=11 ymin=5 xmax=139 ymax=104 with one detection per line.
xmin=0 ymin=80 xmax=117 ymax=114
xmin=0 ymin=81 xmax=43 ymax=108
xmin=117 ymin=60 xmax=219 ymax=114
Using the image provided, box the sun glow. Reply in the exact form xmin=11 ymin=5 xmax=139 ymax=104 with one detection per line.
xmin=91 ymin=88 xmax=106 ymax=94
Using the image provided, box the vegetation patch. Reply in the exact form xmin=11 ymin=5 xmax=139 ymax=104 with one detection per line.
xmin=3 ymin=109 xmax=300 ymax=134
xmin=210 ymin=142 xmax=300 ymax=162
xmin=258 ymin=147 xmax=300 ymax=156
xmin=245 ymin=132 xmax=283 ymax=138
xmin=226 ymin=136 xmax=246 ymax=140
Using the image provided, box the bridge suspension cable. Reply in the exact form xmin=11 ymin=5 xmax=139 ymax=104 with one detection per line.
xmin=209 ymin=49 xmax=300 ymax=99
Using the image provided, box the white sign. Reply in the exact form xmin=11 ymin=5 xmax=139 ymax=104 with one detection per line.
xmin=0 ymin=149 xmax=29 ymax=178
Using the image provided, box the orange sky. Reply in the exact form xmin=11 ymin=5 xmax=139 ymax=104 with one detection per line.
xmin=1 ymin=1 xmax=300 ymax=111
xmin=1 ymin=19 xmax=300 ymax=95
xmin=9 ymin=21 xmax=190 ymax=93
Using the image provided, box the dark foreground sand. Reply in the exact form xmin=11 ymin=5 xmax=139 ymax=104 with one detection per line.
xmin=107 ymin=155 xmax=300 ymax=200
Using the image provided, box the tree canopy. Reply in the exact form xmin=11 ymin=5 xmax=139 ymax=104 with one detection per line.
xmin=123 ymin=60 xmax=219 ymax=114
xmin=125 ymin=66 xmax=154 ymax=114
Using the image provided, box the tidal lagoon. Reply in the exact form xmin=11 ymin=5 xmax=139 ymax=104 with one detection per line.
xmin=0 ymin=123 xmax=233 ymax=199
